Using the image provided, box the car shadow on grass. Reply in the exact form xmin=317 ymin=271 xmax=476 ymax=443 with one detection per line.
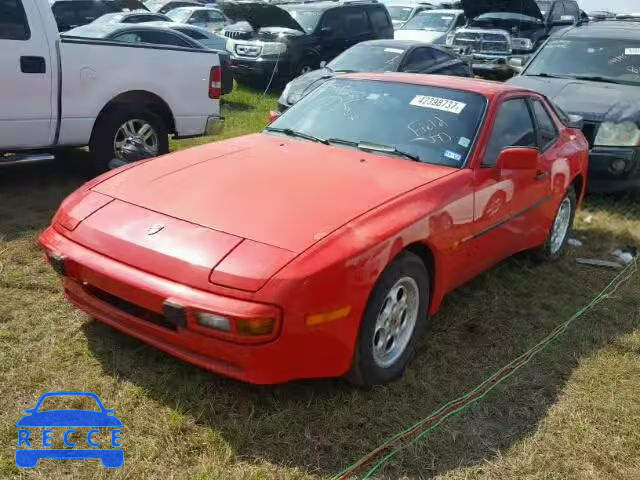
xmin=82 ymin=232 xmax=639 ymax=478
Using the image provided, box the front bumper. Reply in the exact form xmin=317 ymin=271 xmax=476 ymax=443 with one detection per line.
xmin=230 ymin=56 xmax=293 ymax=78
xmin=587 ymin=146 xmax=640 ymax=193
xmin=39 ymin=226 xmax=357 ymax=384
xmin=448 ymin=50 xmax=529 ymax=77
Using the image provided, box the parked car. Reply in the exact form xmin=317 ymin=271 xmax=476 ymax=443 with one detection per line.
xmin=65 ymin=23 xmax=233 ymax=94
xmin=508 ymin=20 xmax=640 ymax=193
xmin=1 ymin=0 xmax=223 ymax=170
xmin=165 ymin=6 xmax=229 ymax=31
xmin=41 ymin=73 xmax=588 ymax=385
xmin=218 ymin=0 xmax=393 ymax=83
xmin=278 ymin=39 xmax=472 ymax=111
xmin=50 ymin=0 xmax=150 ymax=31
xmin=91 ymin=11 xmax=171 ymax=24
xmin=394 ymin=8 xmax=466 ymax=44
xmin=447 ymin=0 xmax=579 ymax=79
xmin=144 ymin=0 xmax=203 ymax=14
xmin=589 ymin=11 xmax=616 ymax=21
xmin=386 ymin=1 xmax=434 ymax=29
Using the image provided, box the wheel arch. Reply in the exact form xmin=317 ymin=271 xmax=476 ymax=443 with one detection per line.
xmin=571 ymin=173 xmax=585 ymax=204
xmin=91 ymin=90 xmax=176 ymax=141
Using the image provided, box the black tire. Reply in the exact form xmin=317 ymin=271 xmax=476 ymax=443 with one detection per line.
xmin=348 ymin=251 xmax=430 ymax=386
xmin=532 ymin=185 xmax=577 ymax=263
xmin=89 ymin=105 xmax=168 ymax=172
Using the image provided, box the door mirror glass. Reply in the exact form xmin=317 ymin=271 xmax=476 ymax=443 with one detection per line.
xmin=497 ymin=147 xmax=539 ymax=170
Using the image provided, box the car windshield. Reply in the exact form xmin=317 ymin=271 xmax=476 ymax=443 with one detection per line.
xmin=536 ymin=0 xmax=551 ymax=16
xmin=328 ymin=44 xmax=406 ymax=73
xmin=400 ymin=11 xmax=455 ymax=31
xmin=525 ymin=38 xmax=640 ymax=86
xmin=469 ymin=12 xmax=542 ymax=27
xmin=268 ymin=78 xmax=486 ymax=167
xmin=388 ymin=6 xmax=415 ymax=21
xmin=282 ymin=7 xmax=321 ymax=32
xmin=166 ymin=8 xmax=191 ymax=22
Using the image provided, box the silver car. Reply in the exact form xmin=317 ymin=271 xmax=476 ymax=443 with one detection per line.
xmin=166 ymin=6 xmax=229 ymax=31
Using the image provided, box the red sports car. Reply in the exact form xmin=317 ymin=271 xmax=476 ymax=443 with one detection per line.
xmin=40 ymin=74 xmax=589 ymax=385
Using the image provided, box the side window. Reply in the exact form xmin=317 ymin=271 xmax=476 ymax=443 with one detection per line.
xmin=190 ymin=11 xmax=207 ymax=23
xmin=483 ymin=99 xmax=537 ymax=167
xmin=368 ymin=8 xmax=391 ymax=30
xmin=549 ymin=2 xmax=566 ymax=21
xmin=206 ymin=10 xmax=224 ymax=22
xmin=432 ymin=49 xmax=454 ymax=64
xmin=531 ymin=99 xmax=558 ymax=150
xmin=454 ymin=14 xmax=466 ymax=27
xmin=177 ymin=27 xmax=207 ymax=40
xmin=563 ymin=1 xmax=579 ymax=20
xmin=401 ymin=48 xmax=436 ymax=72
xmin=112 ymin=32 xmax=142 ymax=43
xmin=0 ymin=0 xmax=30 ymax=40
xmin=343 ymin=9 xmax=371 ymax=35
xmin=137 ymin=30 xmax=192 ymax=47
xmin=319 ymin=10 xmax=344 ymax=38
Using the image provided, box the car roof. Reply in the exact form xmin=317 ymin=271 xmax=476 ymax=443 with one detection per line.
xmin=146 ymin=20 xmax=216 ymax=35
xmin=558 ymin=20 xmax=640 ymax=40
xmin=357 ymin=39 xmax=452 ymax=51
xmin=170 ymin=6 xmax=222 ymax=12
xmin=340 ymin=72 xmax=534 ymax=97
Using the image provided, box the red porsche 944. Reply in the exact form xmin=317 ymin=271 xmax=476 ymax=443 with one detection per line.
xmin=40 ymin=74 xmax=589 ymax=385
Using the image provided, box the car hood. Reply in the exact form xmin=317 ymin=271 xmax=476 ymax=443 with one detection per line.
xmin=281 ymin=68 xmax=334 ymax=106
xmin=394 ymin=29 xmax=447 ymax=42
xmin=16 ymin=410 xmax=123 ymax=427
xmin=461 ymin=0 xmax=542 ymax=21
xmin=217 ymin=2 xmax=304 ymax=32
xmin=508 ymin=75 xmax=640 ymax=121
xmin=93 ymin=134 xmax=453 ymax=254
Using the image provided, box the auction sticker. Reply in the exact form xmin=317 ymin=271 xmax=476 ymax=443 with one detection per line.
xmin=384 ymin=48 xmax=404 ymax=53
xmin=410 ymin=95 xmax=466 ymax=114
xmin=625 ymin=48 xmax=640 ymax=56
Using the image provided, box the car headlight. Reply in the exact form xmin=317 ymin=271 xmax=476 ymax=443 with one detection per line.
xmin=512 ymin=37 xmax=534 ymax=50
xmin=594 ymin=121 xmax=640 ymax=147
xmin=225 ymin=38 xmax=234 ymax=53
xmin=260 ymin=42 xmax=287 ymax=56
xmin=445 ymin=33 xmax=455 ymax=46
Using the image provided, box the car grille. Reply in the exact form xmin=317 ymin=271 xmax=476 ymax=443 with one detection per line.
xmin=224 ymin=30 xmax=252 ymax=40
xmin=86 ymin=285 xmax=178 ymax=332
xmin=582 ymin=121 xmax=600 ymax=148
xmin=453 ymin=31 xmax=511 ymax=54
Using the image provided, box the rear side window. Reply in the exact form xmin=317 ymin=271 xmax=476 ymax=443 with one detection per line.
xmin=483 ymin=99 xmax=536 ymax=167
xmin=0 ymin=0 xmax=30 ymax=40
xmin=136 ymin=30 xmax=192 ymax=47
xmin=402 ymin=48 xmax=436 ymax=72
xmin=368 ymin=7 xmax=391 ymax=30
xmin=343 ymin=9 xmax=371 ymax=34
xmin=531 ymin=99 xmax=558 ymax=150
xmin=176 ymin=27 xmax=207 ymax=40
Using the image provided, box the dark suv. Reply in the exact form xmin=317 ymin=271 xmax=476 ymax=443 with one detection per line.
xmin=218 ymin=1 xmax=393 ymax=83
xmin=50 ymin=0 xmax=150 ymax=32
xmin=448 ymin=0 xmax=580 ymax=78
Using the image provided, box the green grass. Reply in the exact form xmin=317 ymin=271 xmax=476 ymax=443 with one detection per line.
xmin=1 ymin=84 xmax=639 ymax=479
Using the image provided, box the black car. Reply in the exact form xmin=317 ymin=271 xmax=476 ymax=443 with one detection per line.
xmin=51 ymin=0 xmax=150 ymax=31
xmin=508 ymin=20 xmax=640 ymax=193
xmin=278 ymin=39 xmax=472 ymax=111
xmin=218 ymin=1 xmax=393 ymax=83
xmin=447 ymin=0 xmax=580 ymax=79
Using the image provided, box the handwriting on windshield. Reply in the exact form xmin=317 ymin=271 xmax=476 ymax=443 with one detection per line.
xmin=627 ymin=65 xmax=640 ymax=75
xmin=609 ymin=53 xmax=627 ymax=65
xmin=408 ymin=116 xmax=452 ymax=144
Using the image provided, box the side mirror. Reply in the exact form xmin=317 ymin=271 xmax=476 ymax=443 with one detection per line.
xmin=496 ymin=147 xmax=539 ymax=170
xmin=507 ymin=57 xmax=523 ymax=73
xmin=320 ymin=26 xmax=332 ymax=35
xmin=568 ymin=114 xmax=584 ymax=129
xmin=550 ymin=15 xmax=575 ymax=26
xmin=268 ymin=111 xmax=281 ymax=124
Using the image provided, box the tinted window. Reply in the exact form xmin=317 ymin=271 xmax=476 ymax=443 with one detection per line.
xmin=344 ymin=9 xmax=371 ymax=34
xmin=368 ymin=8 xmax=390 ymax=30
xmin=0 ymin=0 xmax=30 ymax=40
xmin=318 ymin=9 xmax=344 ymax=37
xmin=549 ymin=2 xmax=566 ymax=21
xmin=563 ymin=1 xmax=579 ymax=19
xmin=525 ymin=38 xmax=640 ymax=86
xmin=175 ymin=27 xmax=207 ymax=40
xmin=483 ymin=99 xmax=536 ymax=166
xmin=137 ymin=30 xmax=192 ymax=47
xmin=124 ymin=14 xmax=165 ymax=23
xmin=402 ymin=48 xmax=436 ymax=72
xmin=270 ymin=78 xmax=487 ymax=167
xmin=52 ymin=1 xmax=121 ymax=30
xmin=400 ymin=11 xmax=455 ymax=31
xmin=329 ymin=44 xmax=405 ymax=72
xmin=531 ymin=99 xmax=558 ymax=149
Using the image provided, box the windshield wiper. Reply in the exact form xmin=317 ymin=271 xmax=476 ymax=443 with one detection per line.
xmin=568 ymin=75 xmax=624 ymax=85
xmin=265 ymin=127 xmax=327 ymax=144
xmin=526 ymin=73 xmax=572 ymax=79
xmin=326 ymin=138 xmax=421 ymax=162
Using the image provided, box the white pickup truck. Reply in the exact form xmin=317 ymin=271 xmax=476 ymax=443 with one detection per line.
xmin=0 ymin=0 xmax=224 ymax=170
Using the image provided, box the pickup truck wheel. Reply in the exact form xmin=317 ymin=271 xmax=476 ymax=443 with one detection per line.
xmin=347 ymin=251 xmax=430 ymax=386
xmin=90 ymin=107 xmax=168 ymax=171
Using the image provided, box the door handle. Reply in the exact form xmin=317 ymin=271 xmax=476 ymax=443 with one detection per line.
xmin=534 ymin=170 xmax=550 ymax=181
xmin=20 ymin=56 xmax=46 ymax=74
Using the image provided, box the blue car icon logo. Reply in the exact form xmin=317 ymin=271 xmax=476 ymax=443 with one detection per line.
xmin=15 ymin=391 xmax=123 ymax=468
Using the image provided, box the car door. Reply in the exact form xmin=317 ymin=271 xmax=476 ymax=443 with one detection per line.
xmin=0 ymin=0 xmax=55 ymax=149
xmin=317 ymin=9 xmax=348 ymax=61
xmin=469 ymin=96 xmax=550 ymax=271
xmin=367 ymin=6 xmax=393 ymax=39
xmin=343 ymin=7 xmax=374 ymax=47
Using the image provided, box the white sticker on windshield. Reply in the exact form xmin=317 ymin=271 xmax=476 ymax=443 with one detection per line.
xmin=625 ymin=48 xmax=640 ymax=55
xmin=458 ymin=137 xmax=471 ymax=148
xmin=384 ymin=48 xmax=404 ymax=54
xmin=410 ymin=95 xmax=467 ymax=114
xmin=441 ymin=16 xmax=454 ymax=20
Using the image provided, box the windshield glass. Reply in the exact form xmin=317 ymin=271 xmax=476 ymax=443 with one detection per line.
xmin=470 ymin=12 xmax=542 ymax=26
xmin=282 ymin=7 xmax=321 ymax=32
xmin=268 ymin=78 xmax=486 ymax=167
xmin=400 ymin=11 xmax=455 ymax=31
xmin=525 ymin=38 xmax=640 ymax=86
xmin=328 ymin=45 xmax=406 ymax=72
xmin=166 ymin=8 xmax=191 ymax=22
xmin=388 ymin=6 xmax=415 ymax=21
